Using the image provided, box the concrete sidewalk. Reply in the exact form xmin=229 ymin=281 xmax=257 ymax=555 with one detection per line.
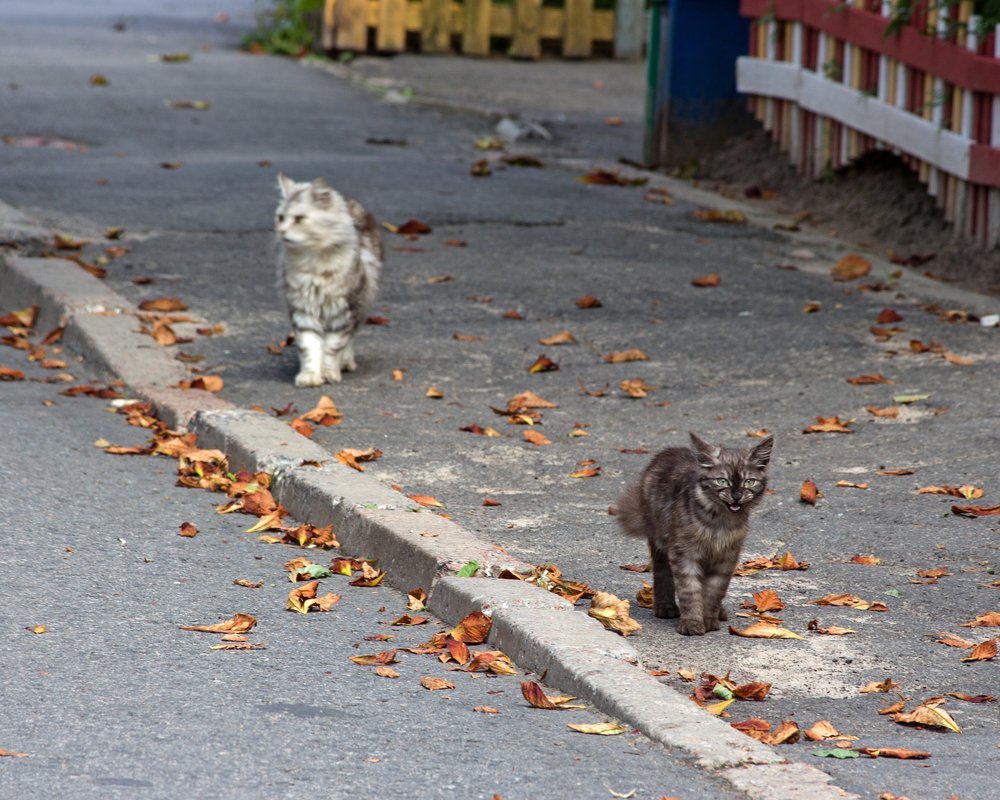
xmin=3 ymin=3 xmax=1000 ymax=799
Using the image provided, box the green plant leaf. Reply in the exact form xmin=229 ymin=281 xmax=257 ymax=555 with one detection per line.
xmin=456 ymin=561 xmax=481 ymax=578
xmin=893 ymin=393 xmax=930 ymax=404
xmin=884 ymin=589 xmax=902 ymax=598
xmin=812 ymin=748 xmax=860 ymax=759
xmin=295 ymin=564 xmax=332 ymax=579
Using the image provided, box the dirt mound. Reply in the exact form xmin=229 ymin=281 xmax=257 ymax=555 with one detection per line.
xmin=696 ymin=130 xmax=1000 ymax=296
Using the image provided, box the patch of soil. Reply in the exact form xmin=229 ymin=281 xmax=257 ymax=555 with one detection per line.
xmin=696 ymin=130 xmax=1000 ymax=296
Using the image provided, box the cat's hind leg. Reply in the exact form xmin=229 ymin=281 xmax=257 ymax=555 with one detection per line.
xmin=650 ymin=544 xmax=679 ymax=620
xmin=294 ymin=330 xmax=325 ymax=387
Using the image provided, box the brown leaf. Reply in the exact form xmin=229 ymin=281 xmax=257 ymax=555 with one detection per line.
xmin=730 ymin=718 xmax=772 ymax=741
xmin=588 ymin=591 xmax=641 ymax=636
xmin=448 ymin=611 xmax=492 ymax=644
xmin=539 ymin=331 xmax=576 ymax=346
xmin=800 ymin=480 xmax=819 ymax=505
xmin=408 ymin=494 xmax=445 ymax=509
xmin=866 ymin=405 xmax=900 ymax=418
xmin=604 ymin=348 xmax=649 ymax=363
xmin=178 ymin=521 xmax=198 ymax=537
xmin=635 ymin=581 xmax=654 ymax=608
xmin=947 ymin=693 xmax=996 ymax=703
xmin=296 ymin=395 xmax=343 ymax=426
xmin=520 ymin=681 xmax=583 ymax=709
xmin=620 ymin=378 xmax=654 ymax=398
xmin=528 ymin=354 xmax=559 ymax=373
xmin=811 ymin=593 xmax=887 ymax=611
xmin=807 ymin=620 xmax=858 ymax=635
xmin=577 ymin=169 xmax=645 ymax=187
xmin=847 ymin=373 xmax=893 ymax=385
xmin=734 ymin=551 xmax=810 ymax=576
xmin=728 ymin=622 xmax=803 ymax=639
xmin=390 ymin=614 xmax=429 ymax=626
xmin=407 ymin=588 xmax=427 ymax=611
xmin=733 ymin=681 xmax=771 ymax=701
xmin=395 ymin=219 xmax=432 ymax=236
xmin=804 ymin=720 xmax=842 ymax=741
xmin=691 ymin=273 xmax=721 ymax=287
xmin=374 ymin=666 xmax=400 ymax=678
xmin=507 ymin=390 xmax=558 ymax=410
xmin=566 ymin=722 xmax=626 ymax=735
xmin=693 ymin=209 xmax=745 ymax=224
xmin=952 ymin=504 xmax=1000 ymax=517
xmin=578 ymin=381 xmax=610 ymax=397
xmin=439 ymin=637 xmax=471 ymax=666
xmin=878 ymin=700 xmax=907 ymax=715
xmin=365 ymin=315 xmax=391 ymax=326
xmin=0 ymin=366 xmax=25 ymax=381
xmin=835 ymin=480 xmax=869 ymax=490
xmin=473 ymin=705 xmax=500 ymax=714
xmin=943 ymin=350 xmax=975 ymax=365
xmin=570 ymin=467 xmax=601 ymax=478
xmin=181 ymin=613 xmax=256 ymax=633
xmin=574 ymin=295 xmax=602 ymax=309
xmin=762 ymin=721 xmax=800 ymax=745
xmin=933 ymin=632 xmax=974 ymax=649
xmin=959 ymin=612 xmax=1000 ymax=628
xmin=522 ymin=429 xmax=551 ymax=446
xmin=961 ymin=639 xmax=998 ymax=662
xmin=750 ymin=590 xmax=785 ymax=613
xmin=139 ymin=297 xmax=188 ymax=312
xmin=859 ymin=678 xmax=900 ymax=694
xmin=351 ymin=650 xmax=398 ymax=666
xmin=209 ymin=641 xmax=267 ymax=651
xmin=420 ymin=676 xmax=455 ymax=691
xmin=856 ymin=747 xmax=930 ymax=760
xmin=503 ymin=309 xmax=525 ymax=320
xmin=876 ymin=308 xmax=904 ymax=324
xmin=619 ymin=563 xmax=650 ymax=572
xmin=349 ymin=562 xmax=386 ymax=588
xmin=178 ymin=375 xmax=224 ymax=393
xmin=918 ymin=485 xmax=983 ymax=499
xmin=0 ymin=749 xmax=30 ymax=758
xmin=893 ymin=700 xmax=961 ymax=732
xmin=831 ymin=254 xmax=871 ymax=281
xmin=482 ymin=497 xmax=502 ymax=507
xmin=803 ymin=416 xmax=853 ymax=434
xmin=233 ymin=579 xmax=263 ymax=589
xmin=335 ymin=447 xmax=382 ymax=472
xmin=876 ymin=468 xmax=914 ymax=476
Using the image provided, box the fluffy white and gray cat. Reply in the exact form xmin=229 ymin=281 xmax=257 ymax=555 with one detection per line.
xmin=275 ymin=174 xmax=383 ymax=386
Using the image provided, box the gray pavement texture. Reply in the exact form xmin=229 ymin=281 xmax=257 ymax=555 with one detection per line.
xmin=2 ymin=2 xmax=1000 ymax=800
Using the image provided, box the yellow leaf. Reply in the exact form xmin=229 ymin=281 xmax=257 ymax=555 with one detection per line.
xmin=704 ymin=698 xmax=735 ymax=716
xmin=566 ymin=722 xmax=626 ymax=735
xmin=588 ymin=591 xmax=642 ymax=637
xmin=728 ymin=622 xmax=803 ymax=640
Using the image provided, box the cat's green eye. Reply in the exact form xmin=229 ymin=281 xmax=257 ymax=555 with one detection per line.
xmin=742 ymin=479 xmax=759 ymax=488
xmin=715 ymin=478 xmax=730 ymax=487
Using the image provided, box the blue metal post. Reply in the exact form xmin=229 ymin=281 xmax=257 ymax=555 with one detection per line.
xmin=644 ymin=0 xmax=752 ymax=168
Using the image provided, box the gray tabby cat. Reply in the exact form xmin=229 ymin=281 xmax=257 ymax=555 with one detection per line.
xmin=617 ymin=433 xmax=773 ymax=635
xmin=275 ymin=174 xmax=383 ymax=386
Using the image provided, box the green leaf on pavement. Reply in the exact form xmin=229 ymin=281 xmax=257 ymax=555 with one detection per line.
xmin=884 ymin=589 xmax=902 ymax=598
xmin=892 ymin=393 xmax=930 ymax=404
xmin=712 ymin=684 xmax=734 ymax=701
xmin=456 ymin=561 xmax=481 ymax=578
xmin=812 ymin=749 xmax=860 ymax=759
xmin=294 ymin=564 xmax=332 ymax=579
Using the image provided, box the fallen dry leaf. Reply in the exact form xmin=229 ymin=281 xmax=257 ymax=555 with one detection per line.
xmin=473 ymin=705 xmax=500 ymax=714
xmin=866 ymin=405 xmax=900 ymax=418
xmin=374 ymin=666 xmax=400 ymax=678
xmin=934 ymin=632 xmax=975 ymax=648
xmin=574 ymin=295 xmax=602 ymax=309
xmin=448 ymin=611 xmax=492 ymax=644
xmin=807 ymin=619 xmax=857 ymax=635
xmin=588 ymin=591 xmax=641 ymax=636
xmin=139 ymin=297 xmax=187 ymax=312
xmin=408 ymin=588 xmax=427 ymax=611
xmin=577 ymin=169 xmax=645 ymax=187
xmin=233 ymin=579 xmax=263 ymax=589
xmin=804 ymin=720 xmax=842 ymax=741
xmin=635 ymin=581 xmax=654 ymax=609
xmin=917 ymin=485 xmax=983 ymax=499
xmin=947 ymin=693 xmax=996 ymax=703
xmin=893 ymin=699 xmax=961 ymax=732
xmin=811 ymin=594 xmax=888 ymax=612
xmin=693 ymin=209 xmax=745 ymax=224
xmin=831 ymin=254 xmax=871 ymax=281
xmin=803 ymin=416 xmax=853 ymax=434
xmin=604 ymin=348 xmax=649 ymax=363
xmin=748 ymin=590 xmax=785 ymax=613
xmin=522 ymin=429 xmax=551 ymax=446
xmin=690 ymin=273 xmax=721 ymax=287
xmin=507 ymin=390 xmax=558 ymax=411
xmin=847 ymin=373 xmax=893 ymax=385
xmin=876 ymin=468 xmax=914 ymax=476
xmin=539 ymin=331 xmax=576 ymax=346
xmin=620 ymin=378 xmax=654 ymax=399
xmin=800 ymin=480 xmax=819 ymax=505
xmin=856 ymin=747 xmax=930 ymax=760
xmin=482 ymin=498 xmax=501 ymax=507
xmin=209 ymin=641 xmax=267 ymax=651
xmin=961 ymin=639 xmax=998 ymax=662
xmin=408 ymin=494 xmax=445 ymax=509
xmin=730 ymin=718 xmax=771 ymax=741
xmin=860 ymin=678 xmax=901 ymax=694
xmin=420 ymin=676 xmax=455 ymax=691
xmin=729 ymin=622 xmax=803 ymax=640
xmin=521 ymin=681 xmax=584 ymax=709
xmin=287 ymin=581 xmax=340 ymax=613
xmin=178 ymin=521 xmax=198 ymax=537
xmin=180 ymin=613 xmax=256 ymax=634
xmin=763 ymin=721 xmax=800 ymax=745
xmin=566 ymin=722 xmax=626 ymax=735
xmin=335 ymin=447 xmax=382 ymax=472
xmin=351 ymin=650 xmax=398 ymax=666
xmin=952 ymin=504 xmax=1000 ymax=517
xmin=528 ymin=354 xmax=559 ymax=373
xmin=835 ymin=480 xmax=868 ymax=490
xmin=959 ymin=612 xmax=1000 ymax=628
xmin=0 ymin=749 xmax=30 ymax=758
xmin=734 ymin=551 xmax=809 ymax=576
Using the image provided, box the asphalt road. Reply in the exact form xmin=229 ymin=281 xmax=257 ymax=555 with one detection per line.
xmin=2 ymin=2 xmax=999 ymax=799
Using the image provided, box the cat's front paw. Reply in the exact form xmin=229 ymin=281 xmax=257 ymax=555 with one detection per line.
xmin=703 ymin=617 xmax=722 ymax=632
xmin=654 ymin=603 xmax=679 ymax=619
xmin=677 ymin=618 xmax=706 ymax=636
xmin=717 ymin=604 xmax=729 ymax=621
xmin=295 ymin=370 xmax=324 ymax=387
xmin=321 ymin=367 xmax=343 ymax=383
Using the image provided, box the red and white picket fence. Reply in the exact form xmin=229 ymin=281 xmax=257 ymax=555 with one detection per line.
xmin=737 ymin=0 xmax=1000 ymax=247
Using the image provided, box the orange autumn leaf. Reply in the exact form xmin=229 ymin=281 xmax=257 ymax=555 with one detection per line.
xmin=374 ymin=666 xmax=400 ymax=679
xmin=810 ymin=593 xmax=888 ymax=612
xmin=750 ymin=589 xmax=785 ymax=613
xmin=571 ymin=467 xmax=601 ymax=478
xmin=407 ymin=588 xmax=427 ymax=611
xmin=876 ymin=468 xmax=914 ymax=476
xmin=528 ymin=354 xmax=559 ymax=373
xmin=848 ymin=554 xmax=879 ymax=566
xmin=335 ymin=447 xmax=382 ymax=472
xmin=178 ymin=521 xmax=198 ymax=537
xmin=917 ymin=485 xmax=983 ymax=499
xmin=831 ymin=254 xmax=871 ymax=281
xmin=604 ymin=348 xmax=650 ymax=363
xmin=296 ymin=395 xmax=343 ymax=426
xmin=420 ymin=676 xmax=455 ymax=691
xmin=800 ymin=480 xmax=819 ymax=505
xmin=507 ymin=390 xmax=558 ymax=411
xmin=847 ymin=373 xmax=893 ymax=385
xmin=287 ymin=580 xmax=340 ymax=613
xmin=952 ymin=503 xmax=1000 ymax=517
xmin=859 ymin=678 xmax=901 ymax=694
xmin=448 ymin=611 xmax=492 ymax=644
xmin=473 ymin=705 xmax=500 ymax=714
xmin=351 ymin=650 xmax=398 ymax=666
xmin=729 ymin=622 xmax=803 ymax=640
xmin=539 ymin=330 xmax=576 ymax=346
xmin=804 ymin=720 xmax=842 ymax=741
xmin=803 ymin=416 xmax=853 ymax=434
xmin=763 ymin=721 xmax=800 ymax=745
xmin=523 ymin=429 xmax=551 ymax=446
xmin=866 ymin=405 xmax=900 ymax=418
xmin=0 ymin=748 xmax=31 ymax=758
xmin=959 ymin=612 xmax=1000 ymax=628
xmin=807 ymin=620 xmax=857 ymax=636
xmin=934 ymin=632 xmax=974 ymax=649
xmin=730 ymin=718 xmax=771 ymax=741
xmin=947 ymin=693 xmax=996 ymax=703
xmin=139 ymin=296 xmax=187 ymax=312
xmin=892 ymin=699 xmax=961 ymax=732
xmin=178 ymin=375 xmax=224 ymax=393
xmin=408 ymin=494 xmax=445 ymax=509
xmin=520 ymin=681 xmax=583 ymax=709
xmin=233 ymin=579 xmax=263 ymax=589
xmin=0 ymin=366 xmax=26 ymax=381
xmin=620 ymin=378 xmax=654 ymax=398
xmin=835 ymin=480 xmax=869 ymax=490
xmin=733 ymin=681 xmax=772 ymax=701
xmin=856 ymin=747 xmax=930 ymax=760
xmin=439 ymin=637 xmax=471 ymax=666
xmin=961 ymin=639 xmax=998 ymax=662
xmin=180 ymin=613 xmax=256 ymax=634
xmin=690 ymin=273 xmax=722 ymax=287
xmin=574 ymin=295 xmax=602 ymax=309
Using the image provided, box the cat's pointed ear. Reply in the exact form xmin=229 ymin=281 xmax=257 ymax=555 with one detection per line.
xmin=689 ymin=433 xmax=719 ymax=468
xmin=310 ymin=177 xmax=333 ymax=209
xmin=749 ymin=436 xmax=774 ymax=469
xmin=277 ymin=173 xmax=297 ymax=198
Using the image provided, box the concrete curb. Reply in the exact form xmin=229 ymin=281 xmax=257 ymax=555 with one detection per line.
xmin=2 ymin=252 xmax=860 ymax=798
